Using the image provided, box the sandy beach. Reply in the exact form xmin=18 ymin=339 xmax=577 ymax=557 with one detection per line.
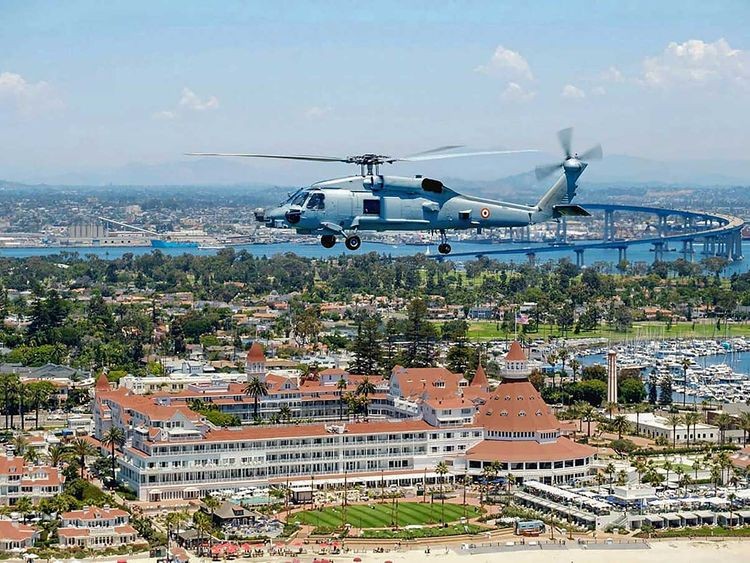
xmin=326 ymin=540 xmax=750 ymax=563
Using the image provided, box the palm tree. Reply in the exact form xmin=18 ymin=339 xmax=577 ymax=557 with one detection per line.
xmin=244 ymin=376 xmax=269 ymax=422
xmin=557 ymin=347 xmax=570 ymax=384
xmin=546 ymin=352 xmax=557 ymax=391
xmin=683 ymin=411 xmax=702 ymax=446
xmin=356 ymin=377 xmax=376 ymax=419
xmin=165 ymin=510 xmax=189 ymax=552
xmin=17 ymin=382 xmax=26 ymax=431
xmin=692 ymin=459 xmax=701 ymax=480
xmin=663 ymin=460 xmax=673 ymax=485
xmin=605 ymin=462 xmax=616 ymax=494
xmin=631 ymin=403 xmax=648 ymax=436
xmin=569 ymin=358 xmax=581 ymax=384
xmin=193 ymin=510 xmax=213 ymax=556
xmin=666 ymin=413 xmax=683 ymax=447
xmin=102 ymin=426 xmax=125 ymax=487
xmin=716 ymin=413 xmax=732 ymax=444
xmin=605 ymin=401 xmax=618 ymax=421
xmin=69 ymin=437 xmax=95 ymax=479
xmin=279 ymin=404 xmax=292 ymax=423
xmin=10 ymin=434 xmax=29 ymax=456
xmin=612 ymin=414 xmax=630 ymax=439
xmin=739 ymin=412 xmax=750 ymax=446
xmin=45 ymin=444 xmax=70 ymax=468
xmin=15 ymin=496 xmax=33 ymax=523
xmin=0 ymin=373 xmax=19 ymax=429
xmin=202 ymin=494 xmax=220 ymax=520
xmin=580 ymin=403 xmax=597 ymax=437
xmin=336 ymin=377 xmax=347 ymax=421
xmin=27 ymin=381 xmax=54 ymax=429
xmin=680 ymin=357 xmax=691 ymax=407
xmin=435 ymin=461 xmax=449 ymax=525
xmin=23 ymin=447 xmax=39 ymax=464
xmin=481 ymin=462 xmax=499 ymax=505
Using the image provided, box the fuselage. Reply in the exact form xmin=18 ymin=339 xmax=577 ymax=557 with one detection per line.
xmin=263 ymin=174 xmax=539 ymax=234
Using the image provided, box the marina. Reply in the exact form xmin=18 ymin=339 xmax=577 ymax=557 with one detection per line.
xmin=581 ymin=338 xmax=750 ymax=405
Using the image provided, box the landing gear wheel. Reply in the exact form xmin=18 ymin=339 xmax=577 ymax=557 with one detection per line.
xmin=438 ymin=243 xmax=452 ymax=255
xmin=345 ymin=235 xmax=362 ymax=251
xmin=321 ymin=235 xmax=336 ymax=249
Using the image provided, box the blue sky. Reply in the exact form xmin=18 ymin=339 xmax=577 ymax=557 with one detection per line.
xmin=0 ymin=1 xmax=749 ymax=184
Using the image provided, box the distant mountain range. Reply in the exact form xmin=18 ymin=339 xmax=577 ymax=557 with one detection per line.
xmin=4 ymin=152 xmax=750 ymax=191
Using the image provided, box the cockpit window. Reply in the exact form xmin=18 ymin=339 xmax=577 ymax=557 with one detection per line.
xmin=306 ymin=192 xmax=325 ymax=210
xmin=291 ymin=191 xmax=308 ymax=206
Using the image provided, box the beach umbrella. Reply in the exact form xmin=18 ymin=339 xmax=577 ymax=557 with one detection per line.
xmin=354 ymin=558 xmax=362 ymax=562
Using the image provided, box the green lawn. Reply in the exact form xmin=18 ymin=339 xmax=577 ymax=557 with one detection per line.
xmin=293 ymin=502 xmax=480 ymax=529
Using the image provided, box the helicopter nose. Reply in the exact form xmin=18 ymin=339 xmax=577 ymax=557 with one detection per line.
xmin=285 ymin=209 xmax=302 ymax=224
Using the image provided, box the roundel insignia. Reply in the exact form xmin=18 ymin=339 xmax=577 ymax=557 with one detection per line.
xmin=480 ymin=207 xmax=491 ymax=219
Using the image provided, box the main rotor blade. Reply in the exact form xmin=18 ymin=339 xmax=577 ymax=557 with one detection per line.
xmin=401 ymin=145 xmax=465 ymax=158
xmin=535 ymin=162 xmax=563 ymax=181
xmin=400 ymin=149 xmax=538 ymax=162
xmin=578 ymin=144 xmax=603 ymax=161
xmin=558 ymin=127 xmax=574 ymax=158
xmin=185 ymin=152 xmax=351 ymax=163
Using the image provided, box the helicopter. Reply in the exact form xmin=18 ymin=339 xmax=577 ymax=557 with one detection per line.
xmin=188 ymin=128 xmax=602 ymax=254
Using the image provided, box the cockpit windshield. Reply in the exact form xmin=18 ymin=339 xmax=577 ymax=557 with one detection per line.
xmin=290 ymin=191 xmax=308 ymax=207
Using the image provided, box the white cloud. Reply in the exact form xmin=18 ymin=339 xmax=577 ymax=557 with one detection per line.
xmin=561 ymin=84 xmax=586 ymax=99
xmin=642 ymin=38 xmax=749 ymax=87
xmin=305 ymin=105 xmax=332 ymax=118
xmin=152 ymin=110 xmax=177 ymax=120
xmin=475 ymin=46 xmax=533 ymax=80
xmin=178 ymin=87 xmax=219 ymax=111
xmin=154 ymin=87 xmax=219 ymax=120
xmin=500 ymin=82 xmax=535 ymax=102
xmin=601 ymin=66 xmax=624 ymax=83
xmin=0 ymin=71 xmax=63 ymax=116
xmin=591 ymin=86 xmax=607 ymax=96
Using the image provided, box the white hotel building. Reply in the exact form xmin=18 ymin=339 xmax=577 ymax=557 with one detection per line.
xmin=96 ymin=342 xmax=596 ymax=502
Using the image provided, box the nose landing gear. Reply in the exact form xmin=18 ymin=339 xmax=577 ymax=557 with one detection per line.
xmin=437 ymin=229 xmax=451 ymax=254
xmin=320 ymin=235 xmax=336 ymax=249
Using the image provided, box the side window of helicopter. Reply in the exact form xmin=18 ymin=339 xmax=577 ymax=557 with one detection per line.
xmin=363 ymin=198 xmax=381 ymax=215
xmin=306 ymin=193 xmax=325 ymax=210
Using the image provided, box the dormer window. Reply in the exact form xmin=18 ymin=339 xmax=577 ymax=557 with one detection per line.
xmin=518 ymin=410 xmax=526 ymax=416
xmin=517 ymin=395 xmax=523 ymax=400
xmin=500 ymin=410 xmax=508 ymax=416
xmin=535 ymin=409 xmax=542 ymax=416
xmin=504 ymin=395 xmax=511 ymax=401
xmin=434 ymin=380 xmax=445 ymax=388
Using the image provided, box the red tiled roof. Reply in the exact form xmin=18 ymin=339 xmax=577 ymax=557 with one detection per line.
xmin=505 ymin=341 xmax=527 ymax=361
xmin=0 ymin=521 xmax=36 ymax=541
xmin=63 ymin=507 xmax=128 ymax=520
xmin=246 ymin=342 xmax=265 ymax=362
xmin=95 ymin=372 xmax=111 ymax=391
xmin=466 ymin=436 xmax=596 ymax=462
xmin=475 ymin=379 xmax=559 ymax=433
xmin=471 ymin=364 xmax=488 ymax=389
xmin=58 ymin=528 xmax=90 ymax=537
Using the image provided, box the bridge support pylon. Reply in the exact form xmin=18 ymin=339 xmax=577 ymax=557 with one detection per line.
xmin=681 ymin=239 xmax=695 ymax=262
xmin=574 ymin=248 xmax=584 ymax=267
xmin=526 ymin=252 xmax=536 ymax=266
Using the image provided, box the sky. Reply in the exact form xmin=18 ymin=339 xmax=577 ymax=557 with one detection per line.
xmin=0 ymin=0 xmax=749 ymax=185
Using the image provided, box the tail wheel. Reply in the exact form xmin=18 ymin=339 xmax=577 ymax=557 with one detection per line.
xmin=321 ymin=235 xmax=336 ymax=249
xmin=345 ymin=235 xmax=361 ymax=251
xmin=438 ymin=243 xmax=452 ymax=255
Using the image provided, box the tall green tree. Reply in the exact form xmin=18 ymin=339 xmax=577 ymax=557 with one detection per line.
xmin=102 ymin=426 xmax=126 ymax=487
xmin=244 ymin=376 xmax=269 ymax=421
xmin=350 ymin=312 xmax=382 ymax=375
xmin=402 ymin=299 xmax=437 ymax=367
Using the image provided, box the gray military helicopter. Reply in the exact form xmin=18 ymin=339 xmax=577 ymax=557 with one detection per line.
xmin=189 ymin=128 xmax=601 ymax=254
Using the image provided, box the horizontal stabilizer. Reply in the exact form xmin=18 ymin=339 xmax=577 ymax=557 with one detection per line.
xmin=553 ymin=204 xmax=590 ymax=218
